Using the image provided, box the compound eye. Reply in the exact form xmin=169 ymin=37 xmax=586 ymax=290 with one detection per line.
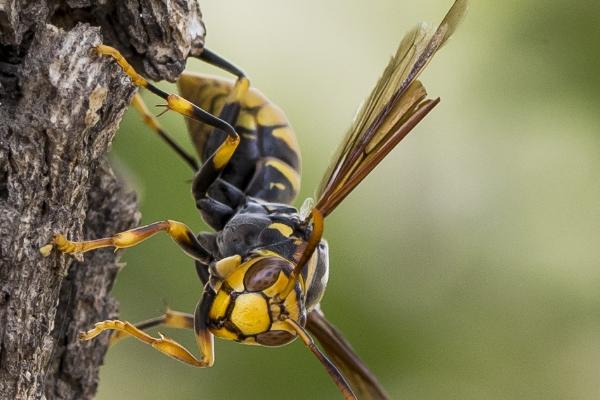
xmin=244 ymin=257 xmax=291 ymax=292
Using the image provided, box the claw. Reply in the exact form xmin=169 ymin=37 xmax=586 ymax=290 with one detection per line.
xmin=79 ymin=330 xmax=92 ymax=340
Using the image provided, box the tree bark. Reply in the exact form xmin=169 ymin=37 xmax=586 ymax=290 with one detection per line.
xmin=0 ymin=1 xmax=205 ymax=399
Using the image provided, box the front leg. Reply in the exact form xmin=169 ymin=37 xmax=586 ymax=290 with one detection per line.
xmin=81 ymin=319 xmax=213 ymax=367
xmin=81 ymin=285 xmax=218 ymax=368
xmin=95 ymin=44 xmax=238 ymax=143
xmin=40 ymin=220 xmax=210 ymax=262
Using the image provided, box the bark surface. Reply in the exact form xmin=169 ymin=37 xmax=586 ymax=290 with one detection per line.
xmin=0 ymin=1 xmax=205 ymax=399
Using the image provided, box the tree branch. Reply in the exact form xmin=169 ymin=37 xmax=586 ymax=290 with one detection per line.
xmin=0 ymin=1 xmax=205 ymax=398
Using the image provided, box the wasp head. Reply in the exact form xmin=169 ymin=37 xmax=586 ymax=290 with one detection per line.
xmin=206 ymin=253 xmax=306 ymax=346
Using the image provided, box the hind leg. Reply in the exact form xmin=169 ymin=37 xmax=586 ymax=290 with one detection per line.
xmin=130 ymin=93 xmax=199 ymax=170
xmin=125 ymin=47 xmax=247 ymax=171
xmin=82 ymin=288 xmax=216 ymax=367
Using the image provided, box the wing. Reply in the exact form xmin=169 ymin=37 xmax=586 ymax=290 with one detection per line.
xmin=315 ymin=0 xmax=467 ymax=218
xmin=307 ymin=308 xmax=390 ymax=400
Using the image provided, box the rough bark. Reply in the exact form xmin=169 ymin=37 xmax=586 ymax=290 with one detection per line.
xmin=0 ymin=1 xmax=205 ymax=399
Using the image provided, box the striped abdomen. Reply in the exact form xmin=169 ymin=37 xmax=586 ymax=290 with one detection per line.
xmin=177 ymin=73 xmax=301 ymax=207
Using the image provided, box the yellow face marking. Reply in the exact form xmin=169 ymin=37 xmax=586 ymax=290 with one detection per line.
xmin=261 ymin=270 xmax=289 ymax=298
xmin=225 ymin=259 xmax=256 ymax=292
xmin=208 ymin=290 xmax=231 ymax=320
xmin=265 ymin=159 xmax=301 ymax=193
xmin=256 ymin=104 xmax=288 ymax=126
xmin=283 ymin=288 xmax=301 ymax=322
xmin=213 ymin=255 xmax=241 ymax=279
xmin=268 ymin=223 xmax=293 ymax=237
xmin=230 ymin=293 xmax=270 ymax=336
xmin=272 ymin=126 xmax=300 ymax=154
xmin=210 ymin=327 xmax=238 ymax=341
xmin=213 ymin=136 xmax=240 ymax=170
xmin=270 ymin=320 xmax=297 ymax=336
xmin=242 ymin=133 xmax=257 ymax=141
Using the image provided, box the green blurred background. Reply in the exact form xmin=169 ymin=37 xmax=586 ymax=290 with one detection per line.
xmin=97 ymin=0 xmax=600 ymax=399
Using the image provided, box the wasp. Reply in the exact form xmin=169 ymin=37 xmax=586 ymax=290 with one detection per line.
xmin=41 ymin=1 xmax=465 ymax=398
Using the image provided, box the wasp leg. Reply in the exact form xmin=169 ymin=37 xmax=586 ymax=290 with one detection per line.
xmin=95 ymin=45 xmax=244 ymax=215
xmin=196 ymin=48 xmax=246 ymax=79
xmin=84 ymin=287 xmax=216 ymax=367
xmin=194 ymin=232 xmax=219 ymax=284
xmin=40 ymin=220 xmax=209 ymax=262
xmin=110 ymin=307 xmax=194 ymax=345
xmin=95 ymin=45 xmax=237 ymax=144
xmin=81 ymin=318 xmax=212 ymax=367
xmin=191 ymin=285 xmax=217 ymax=367
xmin=191 ymin=76 xmax=248 ymax=200
xmin=188 ymin=76 xmax=250 ymax=230
xmin=280 ymin=208 xmax=325 ymax=300
xmin=285 ymin=318 xmax=357 ymax=400
xmin=130 ymin=93 xmax=199 ymax=171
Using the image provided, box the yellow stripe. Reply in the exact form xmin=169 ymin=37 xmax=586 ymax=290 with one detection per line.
xmin=269 ymin=182 xmax=286 ymax=191
xmin=237 ymin=110 xmax=257 ymax=131
xmin=268 ymin=223 xmax=293 ymax=237
xmin=213 ymin=254 xmax=241 ymax=279
xmin=270 ymin=320 xmax=296 ymax=335
xmin=272 ymin=126 xmax=300 ymax=154
xmin=166 ymin=94 xmax=196 ymax=119
xmin=210 ymin=327 xmax=238 ymax=341
xmin=213 ymin=136 xmax=240 ymax=170
xmin=225 ymin=260 xmax=254 ymax=292
xmin=228 ymin=77 xmax=250 ymax=102
xmin=242 ymin=89 xmax=267 ymax=108
xmin=265 ymin=158 xmax=300 ymax=193
xmin=208 ymin=290 xmax=231 ymax=320
xmin=283 ymin=288 xmax=301 ymax=322
xmin=257 ymin=103 xmax=288 ymax=126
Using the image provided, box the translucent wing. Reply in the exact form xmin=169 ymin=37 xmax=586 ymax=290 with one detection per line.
xmin=307 ymin=308 xmax=390 ymax=400
xmin=315 ymin=0 xmax=467 ymax=218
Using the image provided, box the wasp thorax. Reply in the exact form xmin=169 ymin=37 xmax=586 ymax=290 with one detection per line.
xmin=207 ymin=254 xmax=306 ymax=347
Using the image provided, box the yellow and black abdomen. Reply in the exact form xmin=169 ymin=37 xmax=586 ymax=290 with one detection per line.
xmin=177 ymin=73 xmax=301 ymax=208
